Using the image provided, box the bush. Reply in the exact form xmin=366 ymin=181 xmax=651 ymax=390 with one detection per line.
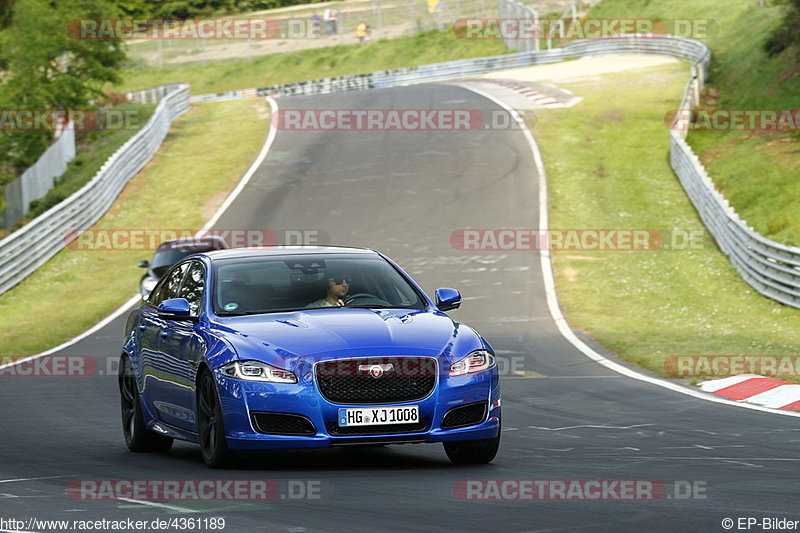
xmin=764 ymin=0 xmax=800 ymax=57
xmin=156 ymin=2 xmax=200 ymax=18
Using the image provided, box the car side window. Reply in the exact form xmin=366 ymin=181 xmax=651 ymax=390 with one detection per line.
xmin=151 ymin=263 xmax=189 ymax=307
xmin=179 ymin=261 xmax=205 ymax=316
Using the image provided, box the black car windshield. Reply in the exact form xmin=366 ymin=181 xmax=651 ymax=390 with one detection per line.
xmin=213 ymin=254 xmax=426 ymax=315
xmin=150 ymin=250 xmax=204 ymax=277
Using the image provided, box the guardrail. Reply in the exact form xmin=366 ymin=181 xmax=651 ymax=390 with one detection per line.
xmin=670 ymin=123 xmax=800 ymax=309
xmin=0 ymin=84 xmax=190 ymax=296
xmin=190 ymin=35 xmax=711 ymax=101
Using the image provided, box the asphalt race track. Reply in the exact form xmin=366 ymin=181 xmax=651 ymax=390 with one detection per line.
xmin=2 ymin=84 xmax=799 ymax=533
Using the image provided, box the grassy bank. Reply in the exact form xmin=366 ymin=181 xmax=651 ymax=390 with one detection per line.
xmin=23 ymin=104 xmax=156 ymax=223
xmin=590 ymin=0 xmax=800 ymax=246
xmin=117 ymin=29 xmax=509 ymax=94
xmin=532 ymin=62 xmax=800 ymax=380
xmin=0 ymin=99 xmax=268 ymax=357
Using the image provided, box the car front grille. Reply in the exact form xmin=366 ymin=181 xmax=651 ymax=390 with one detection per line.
xmin=251 ymin=412 xmax=316 ymax=435
xmin=315 ymin=357 xmax=437 ymax=404
xmin=440 ymin=401 xmax=487 ymax=429
xmin=326 ymin=419 xmax=429 ymax=436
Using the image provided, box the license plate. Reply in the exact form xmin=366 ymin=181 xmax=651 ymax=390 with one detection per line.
xmin=338 ymin=405 xmax=419 ymax=427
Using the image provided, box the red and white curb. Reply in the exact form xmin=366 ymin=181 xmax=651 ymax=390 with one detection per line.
xmin=489 ymin=80 xmax=562 ymax=107
xmin=473 ymin=79 xmax=582 ymax=108
xmin=700 ymin=375 xmax=800 ymax=411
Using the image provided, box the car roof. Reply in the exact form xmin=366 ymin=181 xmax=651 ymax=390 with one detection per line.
xmin=156 ymin=235 xmax=228 ymax=251
xmin=199 ymin=245 xmax=379 ymax=261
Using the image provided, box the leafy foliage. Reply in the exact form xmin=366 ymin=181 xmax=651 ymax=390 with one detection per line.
xmin=116 ymin=0 xmax=316 ymax=18
xmin=0 ymin=0 xmax=125 ymax=176
xmin=764 ymin=0 xmax=800 ymax=57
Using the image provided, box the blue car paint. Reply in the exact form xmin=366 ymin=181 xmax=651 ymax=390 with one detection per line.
xmin=121 ymin=247 xmax=501 ymax=451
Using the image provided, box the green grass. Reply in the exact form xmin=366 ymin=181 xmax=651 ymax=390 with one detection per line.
xmin=22 ymin=104 xmax=156 ymax=224
xmin=589 ymin=0 xmax=800 ymax=246
xmin=532 ymin=62 xmax=800 ymax=379
xmin=117 ymin=29 xmax=510 ymax=94
xmin=0 ymin=99 xmax=269 ymax=358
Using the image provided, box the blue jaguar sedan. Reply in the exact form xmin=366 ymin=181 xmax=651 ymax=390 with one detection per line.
xmin=119 ymin=246 xmax=501 ymax=467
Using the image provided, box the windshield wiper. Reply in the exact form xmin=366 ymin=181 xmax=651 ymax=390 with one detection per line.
xmin=220 ymin=307 xmax=307 ymax=316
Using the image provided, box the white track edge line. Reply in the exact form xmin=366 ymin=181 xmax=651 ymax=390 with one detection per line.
xmin=117 ymin=497 xmax=198 ymax=513
xmin=0 ymin=97 xmax=279 ymax=370
xmin=201 ymin=97 xmax=278 ymax=232
xmin=460 ymin=84 xmax=800 ymax=419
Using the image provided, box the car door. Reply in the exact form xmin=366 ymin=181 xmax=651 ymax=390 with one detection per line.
xmin=157 ymin=260 xmax=208 ymax=431
xmin=140 ymin=262 xmax=190 ymax=426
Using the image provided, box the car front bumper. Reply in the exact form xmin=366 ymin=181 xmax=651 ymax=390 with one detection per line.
xmin=215 ymin=367 xmax=501 ymax=450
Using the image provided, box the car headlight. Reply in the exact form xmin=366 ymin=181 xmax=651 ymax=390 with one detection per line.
xmin=219 ymin=360 xmax=298 ymax=383
xmin=450 ymin=350 xmax=496 ymax=377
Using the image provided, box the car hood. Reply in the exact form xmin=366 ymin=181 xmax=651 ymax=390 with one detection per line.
xmin=211 ymin=308 xmax=483 ymax=364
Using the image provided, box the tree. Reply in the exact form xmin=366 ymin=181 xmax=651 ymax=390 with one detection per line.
xmin=764 ymin=0 xmax=800 ymax=58
xmin=0 ymin=0 xmax=14 ymax=28
xmin=0 ymin=0 xmax=126 ymax=170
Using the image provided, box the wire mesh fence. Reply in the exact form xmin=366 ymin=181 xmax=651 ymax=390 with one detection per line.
xmin=124 ymin=0 xmax=580 ymax=67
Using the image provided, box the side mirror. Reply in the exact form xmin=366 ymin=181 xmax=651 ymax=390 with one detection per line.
xmin=157 ymin=298 xmax=196 ymax=321
xmin=435 ymin=288 xmax=461 ymax=311
xmin=138 ymin=260 xmax=150 ymax=268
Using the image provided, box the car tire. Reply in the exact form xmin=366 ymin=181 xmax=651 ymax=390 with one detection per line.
xmin=443 ymin=427 xmax=501 ymax=465
xmin=119 ymin=356 xmax=173 ymax=453
xmin=197 ymin=370 xmax=237 ymax=469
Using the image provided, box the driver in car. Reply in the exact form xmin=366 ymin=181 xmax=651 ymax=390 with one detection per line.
xmin=306 ymin=273 xmax=350 ymax=307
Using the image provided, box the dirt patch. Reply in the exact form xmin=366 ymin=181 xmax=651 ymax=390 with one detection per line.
xmin=778 ymin=63 xmax=800 ymax=83
xmin=601 ymin=109 xmax=624 ymax=122
xmin=200 ymin=190 xmax=230 ymax=221
xmin=696 ymin=136 xmax=740 ymax=167
xmin=255 ymin=103 xmax=270 ymax=120
xmin=563 ymin=266 xmax=578 ymax=282
xmin=756 ymin=136 xmax=795 ymax=150
xmin=755 ymin=135 xmax=800 ymax=169
xmin=701 ymin=85 xmax=720 ymax=106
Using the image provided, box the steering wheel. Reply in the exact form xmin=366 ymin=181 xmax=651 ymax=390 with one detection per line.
xmin=344 ymin=293 xmax=392 ymax=307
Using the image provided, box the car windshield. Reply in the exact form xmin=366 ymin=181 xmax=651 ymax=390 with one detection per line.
xmin=150 ymin=250 xmax=205 ymax=278
xmin=213 ymin=253 xmax=426 ymax=315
